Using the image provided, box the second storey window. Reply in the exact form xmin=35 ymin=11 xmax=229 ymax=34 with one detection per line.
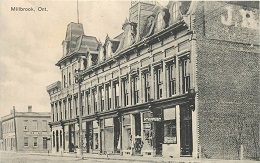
xmin=100 ymin=86 xmax=105 ymax=112
xmin=156 ymin=68 xmax=163 ymax=99
xmin=106 ymin=84 xmax=111 ymax=110
xmin=114 ymin=82 xmax=119 ymax=108
xmin=59 ymin=102 xmax=62 ymax=120
xmin=32 ymin=120 xmax=38 ymax=131
xmin=64 ymin=101 xmax=67 ymax=119
xmin=168 ymin=64 xmax=176 ymax=97
xmin=69 ymin=99 xmax=72 ymax=119
xmin=55 ymin=104 xmax=58 ymax=121
xmin=74 ymin=97 xmax=78 ymax=117
xmin=132 ymin=76 xmax=139 ymax=104
xmin=68 ymin=72 xmax=71 ymax=85
xmin=122 ymin=79 xmax=128 ymax=106
xmin=180 ymin=58 xmax=190 ymax=94
xmin=86 ymin=91 xmax=91 ymax=115
xmin=42 ymin=120 xmax=47 ymax=131
xmin=51 ymin=104 xmax=54 ymax=122
xmin=63 ymin=75 xmax=66 ymax=88
xmin=144 ymin=72 xmax=151 ymax=102
xmin=23 ymin=120 xmax=28 ymax=131
xmin=92 ymin=89 xmax=97 ymax=113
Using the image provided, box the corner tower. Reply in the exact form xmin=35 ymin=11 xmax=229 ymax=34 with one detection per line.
xmin=62 ymin=22 xmax=84 ymax=56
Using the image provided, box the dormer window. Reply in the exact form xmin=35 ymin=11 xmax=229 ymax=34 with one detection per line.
xmin=172 ymin=3 xmax=179 ymax=21
xmin=156 ymin=12 xmax=164 ymax=31
xmin=99 ymin=45 xmax=105 ymax=62
xmin=106 ymin=42 xmax=112 ymax=58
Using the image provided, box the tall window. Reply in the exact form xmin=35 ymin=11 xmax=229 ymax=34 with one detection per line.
xmin=68 ymin=72 xmax=71 ymax=85
xmin=144 ymin=72 xmax=150 ymax=102
xmin=55 ymin=104 xmax=58 ymax=121
xmin=100 ymin=86 xmax=105 ymax=112
xmin=23 ymin=120 xmax=28 ymax=131
xmin=75 ymin=97 xmax=78 ymax=117
xmin=106 ymin=84 xmax=111 ymax=110
xmin=172 ymin=3 xmax=179 ymax=21
xmin=69 ymin=100 xmax=72 ymax=119
xmin=132 ymin=76 xmax=139 ymax=104
xmin=33 ymin=137 xmax=38 ymax=147
xmin=42 ymin=120 xmax=47 ymax=131
xmin=59 ymin=102 xmax=62 ymax=120
xmin=64 ymin=101 xmax=67 ymax=119
xmin=51 ymin=105 xmax=54 ymax=122
xmin=122 ymin=79 xmax=128 ymax=106
xmin=168 ymin=64 xmax=176 ymax=96
xmin=156 ymin=68 xmax=163 ymax=99
xmin=24 ymin=137 xmax=29 ymax=147
xmin=93 ymin=89 xmax=97 ymax=113
xmin=180 ymin=59 xmax=190 ymax=93
xmin=63 ymin=75 xmax=66 ymax=88
xmin=32 ymin=120 xmax=38 ymax=131
xmin=86 ymin=91 xmax=91 ymax=115
xmin=114 ymin=82 xmax=119 ymax=108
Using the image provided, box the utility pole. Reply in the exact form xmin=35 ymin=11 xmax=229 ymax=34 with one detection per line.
xmin=13 ymin=106 xmax=18 ymax=152
xmin=75 ymin=56 xmax=85 ymax=159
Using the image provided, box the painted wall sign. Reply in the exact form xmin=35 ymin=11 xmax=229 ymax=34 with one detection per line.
xmin=221 ymin=6 xmax=259 ymax=30
xmin=203 ymin=1 xmax=259 ymax=44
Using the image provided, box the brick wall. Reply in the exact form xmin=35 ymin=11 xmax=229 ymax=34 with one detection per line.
xmin=195 ymin=1 xmax=259 ymax=160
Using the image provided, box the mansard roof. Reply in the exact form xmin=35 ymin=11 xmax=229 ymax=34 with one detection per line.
xmin=57 ymin=1 xmax=196 ymax=67
xmin=76 ymin=35 xmax=100 ymax=53
xmin=56 ymin=34 xmax=100 ymax=66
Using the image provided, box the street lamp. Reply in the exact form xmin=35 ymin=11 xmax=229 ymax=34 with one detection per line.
xmin=74 ymin=55 xmax=86 ymax=159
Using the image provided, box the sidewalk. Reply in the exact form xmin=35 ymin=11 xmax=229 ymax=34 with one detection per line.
xmin=25 ymin=151 xmax=259 ymax=163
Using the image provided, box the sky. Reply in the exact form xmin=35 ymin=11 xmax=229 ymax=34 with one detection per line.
xmin=0 ymin=0 xmax=171 ymax=118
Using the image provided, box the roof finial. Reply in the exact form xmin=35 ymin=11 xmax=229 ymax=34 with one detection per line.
xmin=77 ymin=0 xmax=80 ymax=23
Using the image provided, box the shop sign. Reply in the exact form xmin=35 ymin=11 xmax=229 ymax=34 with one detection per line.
xmin=143 ymin=117 xmax=162 ymax=122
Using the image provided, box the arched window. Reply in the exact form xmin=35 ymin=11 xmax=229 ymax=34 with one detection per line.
xmin=172 ymin=3 xmax=179 ymax=21
xmin=156 ymin=12 xmax=164 ymax=31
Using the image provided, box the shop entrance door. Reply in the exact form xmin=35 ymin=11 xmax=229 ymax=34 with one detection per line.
xmin=155 ymin=121 xmax=163 ymax=155
xmin=86 ymin=122 xmax=92 ymax=153
xmin=56 ymin=130 xmax=59 ymax=152
xmin=133 ymin=113 xmax=142 ymax=155
xmin=114 ymin=117 xmax=120 ymax=154
xmin=180 ymin=105 xmax=193 ymax=156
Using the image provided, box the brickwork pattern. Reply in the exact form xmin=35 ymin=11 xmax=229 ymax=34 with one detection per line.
xmin=195 ymin=1 xmax=259 ymax=160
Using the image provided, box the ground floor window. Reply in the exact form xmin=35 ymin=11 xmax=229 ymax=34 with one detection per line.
xmin=33 ymin=137 xmax=38 ymax=147
xmin=163 ymin=107 xmax=177 ymax=144
xmin=164 ymin=120 xmax=177 ymax=144
xmin=93 ymin=133 xmax=99 ymax=150
xmin=24 ymin=137 xmax=28 ymax=147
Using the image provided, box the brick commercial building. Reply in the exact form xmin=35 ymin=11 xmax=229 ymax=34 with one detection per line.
xmin=46 ymin=1 xmax=259 ymax=160
xmin=1 ymin=106 xmax=51 ymax=152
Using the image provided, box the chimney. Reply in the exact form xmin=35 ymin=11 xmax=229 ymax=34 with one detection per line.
xmin=28 ymin=105 xmax=32 ymax=112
